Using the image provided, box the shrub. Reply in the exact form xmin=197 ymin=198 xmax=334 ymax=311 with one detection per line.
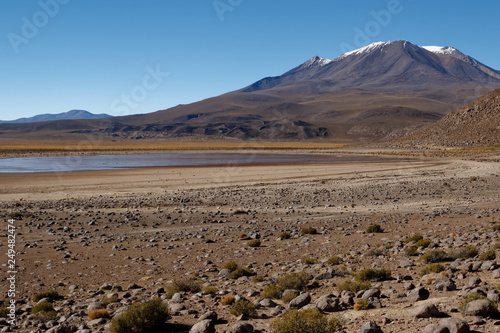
xmin=420 ymin=263 xmax=445 ymax=276
xmin=404 ymin=233 xmax=423 ymax=244
xmin=415 ymin=239 xmax=431 ymax=248
xmin=278 ymin=272 xmax=312 ymax=291
xmin=495 ymin=243 xmax=500 ymax=249
xmin=301 ymin=256 xmax=317 ymax=265
xmin=166 ymin=278 xmax=201 ymax=298
xmin=337 ymin=280 xmax=371 ymax=293
xmin=223 ymin=260 xmax=238 ymax=271
xmin=354 ymin=298 xmax=370 ymax=311
xmin=327 ymin=256 xmax=342 ymax=265
xmin=252 ymin=275 xmax=264 ymax=282
xmin=220 ymin=294 xmax=235 ymax=306
xmin=33 ymin=290 xmax=61 ymax=302
xmin=405 ymin=246 xmax=418 ymax=256
xmin=421 ymin=249 xmax=448 ymax=263
xmin=111 ymin=298 xmax=169 ymax=333
xmin=271 ymin=308 xmax=342 ymax=333
xmin=355 ymin=268 xmax=391 ymax=282
xmin=230 ymin=299 xmax=257 ymax=317
xmin=492 ymin=224 xmax=500 ymax=231
xmin=203 ymin=285 xmax=219 ymax=295
xmin=234 ymin=209 xmax=248 ymax=215
xmin=0 ymin=303 xmax=8 ymax=318
xmin=231 ymin=267 xmax=255 ymax=279
xmin=248 ymin=239 xmax=261 ymax=247
xmin=280 ymin=232 xmax=292 ymax=240
xmin=88 ymin=309 xmax=111 ymax=320
xmin=281 ymin=290 xmax=299 ymax=303
xmin=366 ymin=224 xmax=383 ymax=233
xmin=365 ymin=247 xmax=386 ymax=257
xmin=301 ymin=226 xmax=317 ymax=235
xmin=449 ymin=245 xmax=478 ymax=260
xmin=31 ymin=301 xmax=57 ymax=318
xmin=479 ymin=249 xmax=496 ymax=261
xmin=260 ymin=284 xmax=282 ymax=299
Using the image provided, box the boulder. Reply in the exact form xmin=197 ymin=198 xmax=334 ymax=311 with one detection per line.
xmin=424 ymin=324 xmax=450 ymax=333
xmin=289 ymin=293 xmax=311 ymax=309
xmin=438 ymin=318 xmax=470 ymax=333
xmin=411 ymin=303 xmax=440 ymax=318
xmin=407 ymin=287 xmax=429 ymax=302
xmin=232 ymin=322 xmax=254 ymax=333
xmin=189 ymin=319 xmax=215 ymax=333
xmin=464 ymin=299 xmax=493 ymax=317
xmin=355 ymin=321 xmax=384 ymax=333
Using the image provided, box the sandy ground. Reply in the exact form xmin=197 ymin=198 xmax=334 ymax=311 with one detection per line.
xmin=1 ymin=152 xmax=500 ymax=333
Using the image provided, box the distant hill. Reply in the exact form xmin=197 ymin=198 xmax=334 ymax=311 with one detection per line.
xmin=0 ymin=110 xmax=112 ymax=124
xmin=401 ymin=89 xmax=500 ymax=147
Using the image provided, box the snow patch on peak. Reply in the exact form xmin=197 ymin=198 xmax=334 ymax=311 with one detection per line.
xmin=341 ymin=41 xmax=389 ymax=57
xmin=423 ymin=46 xmax=458 ymax=55
xmin=304 ymin=56 xmax=331 ymax=68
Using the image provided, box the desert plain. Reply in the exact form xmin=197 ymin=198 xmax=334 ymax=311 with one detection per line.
xmin=1 ymin=146 xmax=500 ymax=333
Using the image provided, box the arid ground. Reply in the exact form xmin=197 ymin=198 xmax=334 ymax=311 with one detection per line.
xmin=1 ymin=148 xmax=500 ymax=333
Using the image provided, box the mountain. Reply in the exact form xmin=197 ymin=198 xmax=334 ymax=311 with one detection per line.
xmin=400 ymin=88 xmax=500 ymax=147
xmin=1 ymin=40 xmax=500 ymax=141
xmin=0 ymin=110 xmax=112 ymax=124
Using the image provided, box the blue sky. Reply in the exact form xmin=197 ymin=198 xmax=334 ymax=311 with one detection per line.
xmin=1 ymin=0 xmax=499 ymax=120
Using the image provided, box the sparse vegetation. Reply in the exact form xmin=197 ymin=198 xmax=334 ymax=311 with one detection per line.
xmin=111 ymin=298 xmax=169 ymax=333
xmin=260 ymin=284 xmax=282 ymax=299
xmin=354 ymin=298 xmax=370 ymax=311
xmin=271 ymin=308 xmax=342 ymax=333
xmin=492 ymin=224 xmax=500 ymax=231
xmin=166 ymin=278 xmax=201 ymax=298
xmin=458 ymin=292 xmax=489 ymax=313
xmin=202 ymin=285 xmax=219 ymax=295
xmin=449 ymin=245 xmax=478 ymax=260
xmin=31 ymin=301 xmax=57 ymax=318
xmin=301 ymin=226 xmax=317 ymax=235
xmin=102 ymin=294 xmax=119 ymax=306
xmin=337 ymin=280 xmax=371 ymax=293
xmin=0 ymin=303 xmax=8 ymax=318
xmin=230 ymin=299 xmax=257 ymax=317
xmin=223 ymin=260 xmax=239 ymax=271
xmin=248 ymin=239 xmax=261 ymax=247
xmin=301 ymin=256 xmax=317 ymax=265
xmin=231 ymin=267 xmax=255 ymax=279
xmin=280 ymin=232 xmax=292 ymax=240
xmin=278 ymin=272 xmax=312 ymax=291
xmin=355 ymin=268 xmax=392 ymax=282
xmin=33 ymin=290 xmax=61 ymax=302
xmin=88 ymin=309 xmax=111 ymax=320
xmin=281 ymin=290 xmax=299 ymax=303
xmin=366 ymin=224 xmax=383 ymax=233
xmin=479 ymin=249 xmax=496 ymax=261
xmin=220 ymin=294 xmax=236 ymax=306
xmin=421 ymin=249 xmax=449 ymax=263
xmin=327 ymin=256 xmax=342 ymax=265
xmin=420 ymin=263 xmax=445 ymax=276
xmin=404 ymin=233 xmax=424 ymax=244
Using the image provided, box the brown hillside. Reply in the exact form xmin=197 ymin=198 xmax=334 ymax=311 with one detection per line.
xmin=401 ymin=88 xmax=500 ymax=147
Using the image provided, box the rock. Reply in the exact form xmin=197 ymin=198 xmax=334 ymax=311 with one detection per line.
xmin=45 ymin=326 xmax=74 ymax=333
xmin=355 ymin=321 xmax=384 ymax=333
xmin=198 ymin=311 xmax=217 ymax=322
xmin=438 ymin=318 xmax=470 ymax=333
xmin=362 ymin=289 xmax=381 ymax=299
xmin=259 ymin=298 xmax=276 ymax=307
xmin=315 ymin=295 xmax=339 ymax=312
xmin=270 ymin=305 xmax=285 ymax=316
xmin=411 ymin=303 xmax=440 ymax=318
xmin=407 ymin=287 xmax=430 ymax=302
xmin=87 ymin=302 xmax=104 ymax=311
xmin=171 ymin=292 xmax=184 ymax=303
xmin=189 ymin=319 xmax=215 ymax=333
xmin=467 ymin=277 xmax=481 ymax=288
xmin=232 ymin=322 xmax=254 ymax=333
xmin=219 ymin=269 xmax=233 ymax=278
xmin=487 ymin=289 xmax=500 ymax=302
xmin=169 ymin=303 xmax=186 ymax=315
xmin=313 ymin=272 xmax=333 ymax=281
xmin=493 ymin=268 xmax=500 ymax=279
xmin=289 ymin=293 xmax=311 ymax=309
xmin=434 ymin=275 xmax=456 ymax=291
xmin=87 ymin=318 xmax=106 ymax=327
xmin=464 ymin=299 xmax=492 ymax=317
xmin=424 ymin=324 xmax=450 ymax=333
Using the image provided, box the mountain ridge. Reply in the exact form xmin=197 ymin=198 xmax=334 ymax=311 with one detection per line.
xmin=1 ymin=40 xmax=499 ymax=142
xmin=0 ymin=110 xmax=112 ymax=124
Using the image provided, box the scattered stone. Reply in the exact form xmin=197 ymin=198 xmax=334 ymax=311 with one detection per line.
xmin=411 ymin=303 xmax=440 ymax=318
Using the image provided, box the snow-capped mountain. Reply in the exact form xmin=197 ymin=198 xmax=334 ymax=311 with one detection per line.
xmin=2 ymin=40 xmax=500 ymax=141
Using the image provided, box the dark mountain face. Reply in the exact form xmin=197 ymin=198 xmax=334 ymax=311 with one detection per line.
xmin=1 ymin=41 xmax=500 ymax=141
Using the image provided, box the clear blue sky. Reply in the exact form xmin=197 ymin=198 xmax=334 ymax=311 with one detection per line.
xmin=1 ymin=0 xmax=499 ymax=120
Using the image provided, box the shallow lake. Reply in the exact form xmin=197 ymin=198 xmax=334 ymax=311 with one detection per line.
xmin=0 ymin=153 xmax=405 ymax=173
